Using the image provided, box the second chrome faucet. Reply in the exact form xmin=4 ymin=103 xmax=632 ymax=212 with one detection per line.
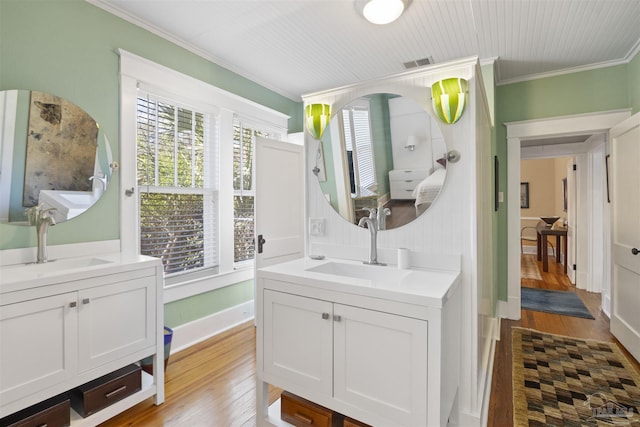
xmin=358 ymin=207 xmax=386 ymax=266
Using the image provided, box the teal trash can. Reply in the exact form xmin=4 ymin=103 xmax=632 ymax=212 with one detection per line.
xmin=141 ymin=326 xmax=173 ymax=375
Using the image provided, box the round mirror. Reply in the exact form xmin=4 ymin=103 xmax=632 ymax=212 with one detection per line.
xmin=311 ymin=93 xmax=447 ymax=230
xmin=0 ymin=90 xmax=113 ymax=225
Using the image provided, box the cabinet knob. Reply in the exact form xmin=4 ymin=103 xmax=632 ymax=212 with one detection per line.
xmin=321 ymin=312 xmax=329 ymax=320
xmin=632 ymin=248 xmax=639 ymax=255
xmin=82 ymin=298 xmax=90 ymax=304
xmin=69 ymin=301 xmax=77 ymax=308
xmin=333 ymin=315 xmax=342 ymax=322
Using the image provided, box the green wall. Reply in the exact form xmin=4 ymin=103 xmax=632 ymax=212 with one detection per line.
xmin=494 ymin=63 xmax=632 ymax=300
xmin=164 ymin=280 xmax=254 ymax=328
xmin=1 ymin=0 xmax=301 ymax=328
xmin=630 ymin=53 xmax=640 ymax=114
xmin=0 ymin=0 xmax=301 ymax=251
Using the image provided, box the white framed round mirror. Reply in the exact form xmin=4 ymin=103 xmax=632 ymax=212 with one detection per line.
xmin=311 ymin=93 xmax=447 ymax=230
xmin=0 ymin=89 xmax=114 ymax=225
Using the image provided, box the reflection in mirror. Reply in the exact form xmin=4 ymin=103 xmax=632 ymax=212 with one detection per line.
xmin=312 ymin=94 xmax=447 ymax=230
xmin=0 ymin=90 xmax=113 ymax=225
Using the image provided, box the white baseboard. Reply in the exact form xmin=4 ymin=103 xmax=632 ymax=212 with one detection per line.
xmin=480 ymin=322 xmax=498 ymax=427
xmin=456 ymin=411 xmax=481 ymax=427
xmin=170 ymin=300 xmax=255 ymax=355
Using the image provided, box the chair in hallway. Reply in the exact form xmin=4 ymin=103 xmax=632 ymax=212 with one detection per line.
xmin=520 ymin=226 xmax=554 ymax=257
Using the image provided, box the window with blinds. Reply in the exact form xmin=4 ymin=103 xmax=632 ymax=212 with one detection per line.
xmin=233 ymin=119 xmax=273 ymax=265
xmin=137 ymin=94 xmax=217 ymax=276
xmin=341 ymin=103 xmax=377 ymax=192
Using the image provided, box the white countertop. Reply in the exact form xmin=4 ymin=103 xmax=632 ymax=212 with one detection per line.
xmin=0 ymin=253 xmax=162 ymax=294
xmin=258 ymin=257 xmax=460 ymax=308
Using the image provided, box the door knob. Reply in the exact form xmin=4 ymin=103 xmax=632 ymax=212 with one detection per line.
xmin=632 ymin=248 xmax=639 ymax=255
xmin=257 ymin=235 xmax=266 ymax=254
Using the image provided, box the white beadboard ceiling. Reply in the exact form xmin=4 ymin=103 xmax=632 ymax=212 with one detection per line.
xmin=90 ymin=0 xmax=640 ymax=101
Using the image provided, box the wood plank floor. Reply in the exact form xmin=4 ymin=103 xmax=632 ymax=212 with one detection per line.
xmin=98 ymin=322 xmax=280 ymax=427
xmin=99 ymin=254 xmax=639 ymax=426
xmin=487 ymin=254 xmax=640 ymax=427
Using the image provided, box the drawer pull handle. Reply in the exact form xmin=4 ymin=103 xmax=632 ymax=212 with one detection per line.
xmin=293 ymin=412 xmax=313 ymax=424
xmin=321 ymin=312 xmax=329 ymax=320
xmin=405 ymin=180 xmax=413 ymax=183
xmin=333 ymin=315 xmax=342 ymax=322
xmin=105 ymin=385 xmax=127 ymax=399
xmin=69 ymin=301 xmax=77 ymax=308
xmin=82 ymin=298 xmax=90 ymax=304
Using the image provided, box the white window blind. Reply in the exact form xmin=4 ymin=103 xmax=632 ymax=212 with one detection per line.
xmin=342 ymin=104 xmax=377 ymax=192
xmin=137 ymin=94 xmax=218 ymax=276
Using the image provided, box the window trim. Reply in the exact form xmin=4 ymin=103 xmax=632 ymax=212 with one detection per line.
xmin=119 ymin=49 xmax=288 ymax=298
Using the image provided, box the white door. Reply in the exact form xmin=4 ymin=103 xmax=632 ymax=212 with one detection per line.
xmin=78 ymin=277 xmax=155 ymax=372
xmin=0 ymin=293 xmax=77 ymax=409
xmin=262 ymin=290 xmax=333 ymax=395
xmin=255 ymin=137 xmax=305 ymax=269
xmin=567 ymin=159 xmax=577 ymax=284
xmin=333 ymin=304 xmax=428 ymax=427
xmin=610 ymin=112 xmax=640 ymax=361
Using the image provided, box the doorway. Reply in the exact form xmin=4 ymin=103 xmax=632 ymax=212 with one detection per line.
xmin=519 ymin=156 xmax=573 ymax=283
xmin=504 ymin=110 xmax=630 ymax=320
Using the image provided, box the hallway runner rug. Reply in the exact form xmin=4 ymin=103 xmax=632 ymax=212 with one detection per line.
xmin=521 ymin=287 xmax=595 ymax=319
xmin=512 ymin=327 xmax=640 ymax=426
xmin=522 ymin=254 xmax=543 ymax=280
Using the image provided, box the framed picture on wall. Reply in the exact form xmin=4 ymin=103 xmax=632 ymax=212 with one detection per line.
xmin=562 ymin=178 xmax=568 ymax=211
xmin=494 ymin=156 xmax=499 ymax=212
xmin=520 ymin=182 xmax=529 ymax=209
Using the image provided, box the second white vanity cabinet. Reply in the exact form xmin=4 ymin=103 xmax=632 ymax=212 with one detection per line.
xmin=263 ymin=288 xmax=428 ymax=426
xmin=0 ymin=254 xmax=164 ymax=425
xmin=257 ymin=258 xmax=461 ymax=427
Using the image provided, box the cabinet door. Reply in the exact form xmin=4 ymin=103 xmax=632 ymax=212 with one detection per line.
xmin=333 ymin=304 xmax=428 ymax=426
xmin=78 ymin=276 xmax=155 ymax=372
xmin=0 ymin=292 xmax=77 ymax=407
xmin=263 ymin=290 xmax=332 ymax=395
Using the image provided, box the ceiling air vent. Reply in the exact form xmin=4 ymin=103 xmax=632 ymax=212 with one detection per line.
xmin=403 ymin=56 xmax=434 ymax=69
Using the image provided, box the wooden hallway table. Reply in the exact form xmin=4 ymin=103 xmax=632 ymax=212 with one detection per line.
xmin=536 ymin=221 xmax=568 ymax=274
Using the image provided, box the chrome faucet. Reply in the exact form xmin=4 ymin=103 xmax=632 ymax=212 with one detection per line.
xmin=26 ymin=204 xmax=57 ymax=263
xmin=358 ymin=209 xmax=385 ymax=266
xmin=89 ymin=174 xmax=108 ymax=191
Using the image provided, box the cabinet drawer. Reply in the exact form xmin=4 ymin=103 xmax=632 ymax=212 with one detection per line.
xmin=70 ymin=364 xmax=141 ymax=417
xmin=344 ymin=417 xmax=371 ymax=427
xmin=388 ymin=169 xmax=429 ymax=181
xmin=390 ymin=182 xmax=417 ymax=199
xmin=0 ymin=394 xmax=70 ymax=427
xmin=281 ymin=391 xmax=340 ymax=427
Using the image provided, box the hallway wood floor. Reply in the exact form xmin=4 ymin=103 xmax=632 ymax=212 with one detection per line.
xmin=99 ymin=254 xmax=639 ymax=426
xmin=487 ymin=254 xmax=640 ymax=427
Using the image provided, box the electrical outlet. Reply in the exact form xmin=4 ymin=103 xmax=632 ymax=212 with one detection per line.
xmin=309 ymin=218 xmax=326 ymax=236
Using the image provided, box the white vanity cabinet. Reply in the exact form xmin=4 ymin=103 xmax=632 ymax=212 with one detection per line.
xmin=0 ymin=254 xmax=164 ymax=425
xmin=256 ymin=258 xmax=461 ymax=427
xmin=263 ymin=288 xmax=428 ymax=426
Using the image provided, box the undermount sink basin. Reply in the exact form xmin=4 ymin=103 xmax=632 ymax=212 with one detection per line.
xmin=39 ymin=190 xmax=96 ymax=221
xmin=2 ymin=257 xmax=113 ymax=284
xmin=306 ymin=261 xmax=410 ymax=283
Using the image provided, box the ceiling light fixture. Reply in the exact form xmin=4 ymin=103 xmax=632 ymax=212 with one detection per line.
xmin=356 ymin=0 xmax=410 ymax=25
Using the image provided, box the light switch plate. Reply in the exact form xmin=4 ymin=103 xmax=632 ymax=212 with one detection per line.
xmin=309 ymin=218 xmax=326 ymax=236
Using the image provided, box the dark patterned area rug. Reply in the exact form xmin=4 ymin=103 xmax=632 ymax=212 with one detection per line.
xmin=512 ymin=327 xmax=640 ymax=426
